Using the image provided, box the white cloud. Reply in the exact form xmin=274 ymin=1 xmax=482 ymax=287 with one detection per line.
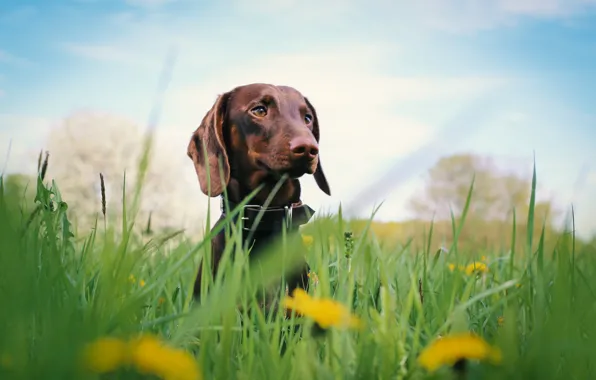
xmin=60 ymin=42 xmax=158 ymax=70
xmin=214 ymin=0 xmax=596 ymax=34
xmin=231 ymin=0 xmax=359 ymax=23
xmin=61 ymin=43 xmax=133 ymax=63
xmin=499 ymin=0 xmax=596 ymax=16
xmin=0 ymin=49 xmax=33 ymax=67
xmin=125 ymin=0 xmax=179 ymax=8
xmin=407 ymin=0 xmax=596 ymax=33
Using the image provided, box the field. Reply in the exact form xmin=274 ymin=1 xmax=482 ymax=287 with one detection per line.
xmin=1 ymin=159 xmax=595 ymax=380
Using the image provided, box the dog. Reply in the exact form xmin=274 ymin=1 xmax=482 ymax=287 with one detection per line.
xmin=187 ymin=83 xmax=331 ymax=307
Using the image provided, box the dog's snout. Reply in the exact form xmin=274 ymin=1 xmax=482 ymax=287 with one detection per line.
xmin=290 ymin=136 xmax=319 ymax=160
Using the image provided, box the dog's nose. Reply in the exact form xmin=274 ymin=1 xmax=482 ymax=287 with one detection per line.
xmin=290 ymin=137 xmax=319 ymax=160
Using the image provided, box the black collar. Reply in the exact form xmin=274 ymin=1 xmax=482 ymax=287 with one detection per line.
xmin=220 ymin=197 xmax=315 ymax=234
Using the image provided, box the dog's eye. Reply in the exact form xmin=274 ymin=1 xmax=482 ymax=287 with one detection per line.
xmin=304 ymin=114 xmax=313 ymax=123
xmin=250 ymin=106 xmax=267 ymax=117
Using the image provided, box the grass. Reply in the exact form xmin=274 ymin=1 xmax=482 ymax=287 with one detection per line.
xmin=1 ymin=146 xmax=595 ymax=380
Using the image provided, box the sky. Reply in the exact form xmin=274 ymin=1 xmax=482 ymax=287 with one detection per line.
xmin=1 ymin=0 xmax=595 ymax=238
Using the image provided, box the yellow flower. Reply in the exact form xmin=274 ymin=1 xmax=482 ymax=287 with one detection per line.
xmin=497 ymin=316 xmax=504 ymax=327
xmin=448 ymin=263 xmax=464 ymax=272
xmin=130 ymin=334 xmax=201 ymax=380
xmin=302 ymin=235 xmax=314 ymax=248
xmin=158 ymin=297 xmax=166 ymax=306
xmin=307 ymin=271 xmax=319 ymax=286
xmin=82 ymin=335 xmax=202 ymax=380
xmin=481 ymin=255 xmax=487 ymax=262
xmin=464 ymin=262 xmax=488 ymax=275
xmin=283 ymin=288 xmax=361 ymax=330
xmin=418 ymin=332 xmax=502 ymax=373
xmin=82 ymin=337 xmax=129 ymax=373
xmin=129 ymin=274 xmax=146 ymax=287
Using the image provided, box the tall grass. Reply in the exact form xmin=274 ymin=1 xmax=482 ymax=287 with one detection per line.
xmin=1 ymin=149 xmax=595 ymax=380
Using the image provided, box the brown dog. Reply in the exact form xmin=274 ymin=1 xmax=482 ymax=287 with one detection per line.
xmin=187 ymin=83 xmax=331 ymax=304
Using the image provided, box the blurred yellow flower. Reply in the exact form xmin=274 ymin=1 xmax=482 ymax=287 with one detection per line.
xmin=307 ymin=271 xmax=319 ymax=286
xmin=497 ymin=316 xmax=504 ymax=327
xmin=130 ymin=335 xmax=201 ymax=380
xmin=82 ymin=334 xmax=202 ymax=380
xmin=418 ymin=332 xmax=502 ymax=373
xmin=82 ymin=337 xmax=129 ymax=373
xmin=283 ymin=288 xmax=361 ymax=330
xmin=448 ymin=263 xmax=464 ymax=272
xmin=481 ymin=255 xmax=487 ymax=262
xmin=302 ymin=234 xmax=314 ymax=248
xmin=128 ymin=274 xmax=146 ymax=287
xmin=449 ymin=261 xmax=489 ymax=275
xmin=464 ymin=262 xmax=488 ymax=275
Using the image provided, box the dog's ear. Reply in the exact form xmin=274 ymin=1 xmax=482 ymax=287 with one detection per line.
xmin=187 ymin=91 xmax=232 ymax=197
xmin=305 ymin=97 xmax=331 ymax=196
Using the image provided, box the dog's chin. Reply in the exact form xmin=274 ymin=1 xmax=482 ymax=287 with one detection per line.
xmin=257 ymin=160 xmax=312 ymax=180
xmin=273 ymin=167 xmax=309 ymax=180
xmin=286 ymin=168 xmax=309 ymax=179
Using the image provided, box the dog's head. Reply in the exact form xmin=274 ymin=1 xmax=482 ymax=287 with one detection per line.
xmin=187 ymin=83 xmax=331 ymax=199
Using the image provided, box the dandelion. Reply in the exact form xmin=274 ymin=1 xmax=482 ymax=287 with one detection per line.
xmin=464 ymin=262 xmax=488 ymax=275
xmin=82 ymin=334 xmax=202 ymax=380
xmin=448 ymin=263 xmax=464 ymax=272
xmin=128 ymin=274 xmax=145 ymax=287
xmin=82 ymin=337 xmax=129 ymax=373
xmin=130 ymin=335 xmax=201 ymax=380
xmin=497 ymin=316 xmax=504 ymax=327
xmin=481 ymin=255 xmax=487 ymax=262
xmin=302 ymin=234 xmax=314 ymax=249
xmin=418 ymin=332 xmax=502 ymax=373
xmin=283 ymin=288 xmax=361 ymax=330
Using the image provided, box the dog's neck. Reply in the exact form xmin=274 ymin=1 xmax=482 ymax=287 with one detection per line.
xmin=220 ymin=176 xmax=314 ymax=242
xmin=225 ymin=175 xmax=302 ymax=207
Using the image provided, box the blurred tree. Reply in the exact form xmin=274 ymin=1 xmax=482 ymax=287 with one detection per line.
xmin=408 ymin=153 xmax=557 ymax=225
xmin=43 ymin=110 xmax=205 ymax=236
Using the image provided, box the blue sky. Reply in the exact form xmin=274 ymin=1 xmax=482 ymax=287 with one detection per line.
xmin=1 ymin=0 xmax=595 ymax=237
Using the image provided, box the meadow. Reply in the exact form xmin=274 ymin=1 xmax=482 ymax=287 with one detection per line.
xmin=1 ymin=149 xmax=595 ymax=380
